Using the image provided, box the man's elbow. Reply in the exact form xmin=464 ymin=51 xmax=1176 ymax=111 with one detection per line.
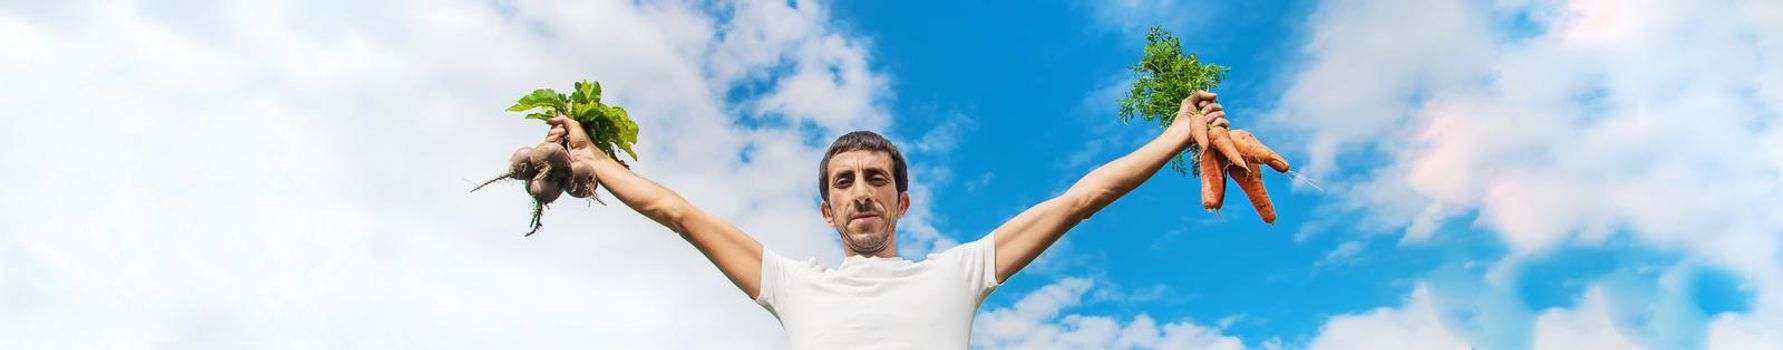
xmin=643 ymin=199 xmax=693 ymax=233
xmin=1062 ymin=190 xmax=1115 ymax=220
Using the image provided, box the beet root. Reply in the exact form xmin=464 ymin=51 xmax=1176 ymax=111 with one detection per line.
xmin=508 ymin=146 xmax=537 ymax=180
xmin=522 ymin=168 xmax=564 ymax=237
xmin=566 ymin=162 xmax=596 ymax=196
xmin=528 ymin=173 xmax=564 ymax=204
xmin=531 ymin=142 xmax=570 ymax=173
xmin=483 ymin=141 xmax=597 ymax=236
xmin=471 ymin=146 xmax=542 ymax=193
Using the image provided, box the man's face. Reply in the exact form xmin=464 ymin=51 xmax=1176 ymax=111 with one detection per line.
xmin=821 ymin=150 xmax=908 ymax=257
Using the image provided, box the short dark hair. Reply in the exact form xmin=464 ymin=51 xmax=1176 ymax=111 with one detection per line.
xmin=818 ymin=131 xmax=909 ymax=202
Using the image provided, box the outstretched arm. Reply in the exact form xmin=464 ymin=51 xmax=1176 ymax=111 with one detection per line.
xmin=548 ymin=116 xmax=765 ymax=298
xmin=990 ymin=92 xmax=1224 ymax=283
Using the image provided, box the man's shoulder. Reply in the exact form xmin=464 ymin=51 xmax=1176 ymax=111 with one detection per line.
xmin=764 ymin=249 xmax=834 ymax=273
xmin=922 ymin=235 xmax=995 ymax=261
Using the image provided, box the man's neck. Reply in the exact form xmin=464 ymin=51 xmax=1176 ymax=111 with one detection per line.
xmin=844 ymin=245 xmax=898 ymax=258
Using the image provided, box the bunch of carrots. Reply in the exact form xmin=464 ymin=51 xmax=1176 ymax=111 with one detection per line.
xmin=1119 ymin=26 xmax=1290 ymax=224
xmin=1178 ymin=98 xmax=1288 ymax=224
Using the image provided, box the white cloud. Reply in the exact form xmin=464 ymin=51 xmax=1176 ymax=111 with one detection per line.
xmin=1531 ymin=287 xmax=1641 ymax=350
xmin=1312 ymin=241 xmax=1366 ymax=270
xmin=1304 ymin=259 xmax=1771 ymax=350
xmin=712 ymin=0 xmax=890 ymax=134
xmin=1305 ymin=285 xmax=1471 ymax=350
xmin=1276 ymin=0 xmax=1783 ymax=257
xmin=1075 ymin=0 xmax=1217 ymax=37
xmin=0 ymin=0 xmax=907 ymax=347
xmin=1272 ymin=0 xmax=1783 ymax=347
xmin=911 ymin=111 xmax=977 ymax=155
xmin=965 ymin=172 xmax=996 ymax=192
xmin=972 ymin=278 xmax=1245 ymax=350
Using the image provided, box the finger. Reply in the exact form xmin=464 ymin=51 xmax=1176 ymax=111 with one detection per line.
xmin=546 ymin=126 xmax=566 ymax=143
xmin=1208 ymin=112 xmax=1229 ymax=128
xmin=1199 ymin=102 xmax=1223 ymax=115
xmin=548 ymin=115 xmax=587 ymax=134
xmin=549 ymin=115 xmax=585 ymax=136
xmin=1194 ymin=91 xmax=1218 ymax=108
xmin=1180 ymin=94 xmax=1202 ymax=114
xmin=563 ymin=124 xmax=598 ymax=151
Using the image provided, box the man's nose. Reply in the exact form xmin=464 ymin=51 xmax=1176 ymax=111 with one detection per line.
xmin=851 ymin=194 xmax=874 ymax=210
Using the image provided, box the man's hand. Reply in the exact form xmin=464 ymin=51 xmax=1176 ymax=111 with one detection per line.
xmin=1195 ymin=94 xmax=1230 ymax=129
xmin=1173 ymin=91 xmax=1229 ymax=152
xmin=1186 ymin=91 xmax=1223 ymax=120
xmin=545 ymin=115 xmax=609 ymax=166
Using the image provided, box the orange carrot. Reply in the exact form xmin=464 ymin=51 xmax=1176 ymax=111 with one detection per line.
xmin=1207 ymin=125 xmax=1249 ymax=176
xmin=1228 ymin=162 xmax=1275 ymax=224
xmin=1228 ymin=129 xmax=1290 ymax=173
xmin=1199 ymin=145 xmax=1225 ymax=211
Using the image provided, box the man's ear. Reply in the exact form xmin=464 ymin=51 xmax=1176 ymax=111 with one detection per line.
xmin=897 ymin=192 xmax=910 ymax=217
xmin=820 ymin=200 xmax=833 ymax=221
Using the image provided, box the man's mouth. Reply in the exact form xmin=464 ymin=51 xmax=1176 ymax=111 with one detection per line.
xmin=849 ymin=213 xmax=880 ymax=225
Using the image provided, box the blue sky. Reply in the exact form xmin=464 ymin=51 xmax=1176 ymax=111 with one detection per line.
xmin=2 ymin=0 xmax=1780 ymax=349
xmin=846 ymin=0 xmax=1273 ymax=341
xmin=813 ymin=0 xmax=1772 ymax=348
xmin=827 ymin=0 xmax=1384 ymax=340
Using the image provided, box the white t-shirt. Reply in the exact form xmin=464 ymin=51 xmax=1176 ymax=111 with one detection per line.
xmin=755 ymin=236 xmax=1001 ymax=349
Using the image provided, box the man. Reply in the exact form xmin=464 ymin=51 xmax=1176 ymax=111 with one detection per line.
xmin=544 ymin=91 xmax=1230 ymax=349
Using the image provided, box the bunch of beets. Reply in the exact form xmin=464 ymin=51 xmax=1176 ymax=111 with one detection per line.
xmin=472 ymin=79 xmax=640 ymax=236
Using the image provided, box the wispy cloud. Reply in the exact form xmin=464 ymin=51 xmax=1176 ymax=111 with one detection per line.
xmin=898 ymin=111 xmax=979 ymax=257
xmin=1075 ymin=0 xmax=1218 ymax=37
xmin=1311 ymin=241 xmax=1367 ymax=271
xmin=1531 ymin=286 xmax=1643 ymax=349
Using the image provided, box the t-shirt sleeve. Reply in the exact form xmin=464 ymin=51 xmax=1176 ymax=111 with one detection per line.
xmin=940 ymin=235 xmax=1001 ymax=299
xmin=754 ymin=249 xmax=795 ymax=313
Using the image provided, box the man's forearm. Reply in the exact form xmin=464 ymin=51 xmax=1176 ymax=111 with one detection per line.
xmin=988 ymin=125 xmax=1196 ymax=282
xmin=1060 ymin=125 xmax=1194 ymax=218
xmin=575 ymin=147 xmax=765 ymax=298
xmin=585 ymin=155 xmax=693 ymax=232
